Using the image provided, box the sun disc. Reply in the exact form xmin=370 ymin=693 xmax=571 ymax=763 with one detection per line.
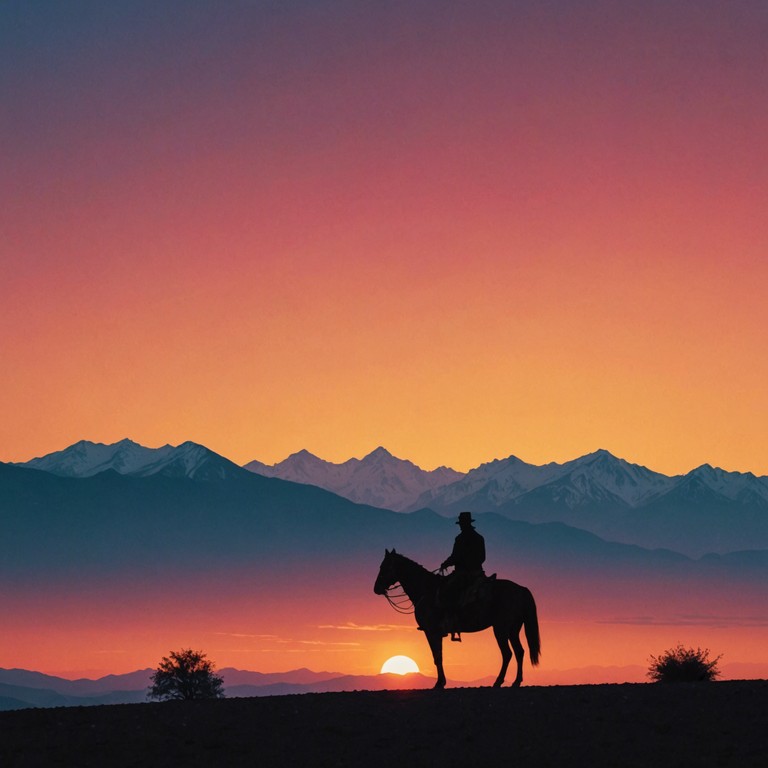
xmin=380 ymin=655 xmax=420 ymax=675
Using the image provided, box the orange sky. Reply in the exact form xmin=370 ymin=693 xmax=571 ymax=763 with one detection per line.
xmin=2 ymin=1 xmax=767 ymax=476
xmin=3 ymin=569 xmax=767 ymax=682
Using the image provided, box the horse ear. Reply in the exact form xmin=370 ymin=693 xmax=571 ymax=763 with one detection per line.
xmin=392 ymin=547 xmax=397 ymax=554
xmin=385 ymin=548 xmax=390 ymax=555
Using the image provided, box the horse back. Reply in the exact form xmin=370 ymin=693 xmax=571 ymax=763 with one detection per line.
xmin=490 ymin=577 xmax=536 ymax=611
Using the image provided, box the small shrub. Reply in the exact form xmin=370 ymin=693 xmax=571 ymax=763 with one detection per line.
xmin=148 ymin=648 xmax=225 ymax=701
xmin=647 ymin=644 xmax=722 ymax=683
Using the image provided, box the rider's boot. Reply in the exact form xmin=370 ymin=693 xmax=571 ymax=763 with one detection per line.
xmin=441 ymin=611 xmax=461 ymax=641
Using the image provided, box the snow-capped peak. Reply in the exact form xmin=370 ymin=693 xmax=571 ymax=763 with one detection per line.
xmin=243 ymin=447 xmax=464 ymax=511
xmin=20 ymin=439 xmax=166 ymax=477
xmin=412 ymin=449 xmax=677 ymax=511
xmin=688 ymin=464 xmax=768 ymax=503
xmin=19 ymin=439 xmax=242 ymax=482
xmin=559 ymin=450 xmax=674 ymax=506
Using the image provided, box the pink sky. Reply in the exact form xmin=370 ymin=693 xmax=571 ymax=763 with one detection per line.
xmin=2 ymin=1 xmax=767 ymax=475
xmin=3 ymin=566 xmax=767 ymax=682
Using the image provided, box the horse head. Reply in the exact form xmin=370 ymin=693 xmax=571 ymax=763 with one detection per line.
xmin=373 ymin=548 xmax=399 ymax=594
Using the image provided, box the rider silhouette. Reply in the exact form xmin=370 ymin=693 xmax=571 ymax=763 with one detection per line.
xmin=440 ymin=511 xmax=486 ymax=640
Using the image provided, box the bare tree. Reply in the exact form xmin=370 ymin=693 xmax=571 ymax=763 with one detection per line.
xmin=148 ymin=648 xmax=225 ymax=701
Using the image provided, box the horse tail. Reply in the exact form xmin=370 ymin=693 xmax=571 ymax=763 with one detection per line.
xmin=523 ymin=588 xmax=541 ymax=666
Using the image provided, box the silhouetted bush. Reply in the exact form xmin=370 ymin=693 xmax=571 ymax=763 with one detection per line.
xmin=647 ymin=644 xmax=722 ymax=683
xmin=148 ymin=648 xmax=225 ymax=701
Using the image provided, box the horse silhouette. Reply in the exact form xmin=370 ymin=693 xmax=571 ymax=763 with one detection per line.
xmin=374 ymin=549 xmax=540 ymax=688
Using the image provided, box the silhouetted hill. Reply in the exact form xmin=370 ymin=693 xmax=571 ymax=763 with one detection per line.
xmin=1 ymin=682 xmax=767 ymax=767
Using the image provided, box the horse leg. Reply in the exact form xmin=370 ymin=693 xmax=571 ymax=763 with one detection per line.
xmin=509 ymin=626 xmax=526 ymax=688
xmin=426 ymin=631 xmax=446 ymax=689
xmin=492 ymin=625 xmax=512 ymax=688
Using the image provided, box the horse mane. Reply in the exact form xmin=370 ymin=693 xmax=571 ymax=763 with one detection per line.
xmin=390 ymin=550 xmax=440 ymax=581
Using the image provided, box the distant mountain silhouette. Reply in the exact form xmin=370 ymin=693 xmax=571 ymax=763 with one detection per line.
xmin=244 ymin=447 xmax=462 ymax=511
xmin=0 ymin=667 xmax=436 ymax=710
xmin=0 ymin=667 xmax=153 ymax=694
xmin=18 ymin=439 xmax=247 ymax=482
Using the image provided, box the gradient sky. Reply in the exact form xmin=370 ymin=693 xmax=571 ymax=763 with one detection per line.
xmin=2 ymin=0 xmax=767 ymax=476
xmin=4 ymin=562 xmax=768 ymax=680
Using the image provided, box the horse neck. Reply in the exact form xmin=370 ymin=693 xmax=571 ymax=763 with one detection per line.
xmin=393 ymin=555 xmax=437 ymax=601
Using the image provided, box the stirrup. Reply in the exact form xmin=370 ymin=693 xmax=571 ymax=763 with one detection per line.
xmin=450 ymin=632 xmax=462 ymax=642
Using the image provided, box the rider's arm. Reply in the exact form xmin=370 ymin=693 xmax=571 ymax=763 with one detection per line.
xmin=441 ymin=536 xmax=462 ymax=569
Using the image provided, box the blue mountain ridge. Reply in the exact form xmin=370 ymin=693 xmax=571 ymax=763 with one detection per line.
xmin=13 ymin=440 xmax=768 ymax=556
xmin=2 ymin=460 xmax=765 ymax=586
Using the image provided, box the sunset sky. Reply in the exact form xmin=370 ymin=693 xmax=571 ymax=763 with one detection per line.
xmin=5 ymin=552 xmax=768 ymax=681
xmin=2 ymin=0 xmax=767 ymax=477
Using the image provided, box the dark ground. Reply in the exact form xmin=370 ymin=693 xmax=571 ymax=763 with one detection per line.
xmin=1 ymin=680 xmax=766 ymax=767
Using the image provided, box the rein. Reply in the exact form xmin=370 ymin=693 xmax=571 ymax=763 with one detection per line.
xmin=383 ymin=584 xmax=415 ymax=614
xmin=382 ymin=565 xmax=444 ymax=615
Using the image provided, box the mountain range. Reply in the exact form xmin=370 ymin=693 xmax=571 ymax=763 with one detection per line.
xmin=18 ymin=439 xmax=768 ymax=556
xmin=20 ymin=438 xmax=245 ymax=482
xmin=3 ymin=439 xmax=768 ymax=699
xmin=245 ymin=447 xmax=462 ymax=512
xmin=4 ymin=440 xmax=767 ymax=597
xmin=244 ymin=447 xmax=768 ymax=556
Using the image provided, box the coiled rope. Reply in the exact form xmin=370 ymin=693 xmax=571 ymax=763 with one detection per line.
xmin=383 ymin=584 xmax=414 ymax=614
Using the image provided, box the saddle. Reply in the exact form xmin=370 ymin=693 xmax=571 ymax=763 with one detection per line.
xmin=444 ymin=573 xmax=496 ymax=641
xmin=458 ymin=572 xmax=496 ymax=608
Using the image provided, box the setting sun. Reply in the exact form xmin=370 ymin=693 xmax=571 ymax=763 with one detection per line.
xmin=380 ymin=656 xmax=420 ymax=676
